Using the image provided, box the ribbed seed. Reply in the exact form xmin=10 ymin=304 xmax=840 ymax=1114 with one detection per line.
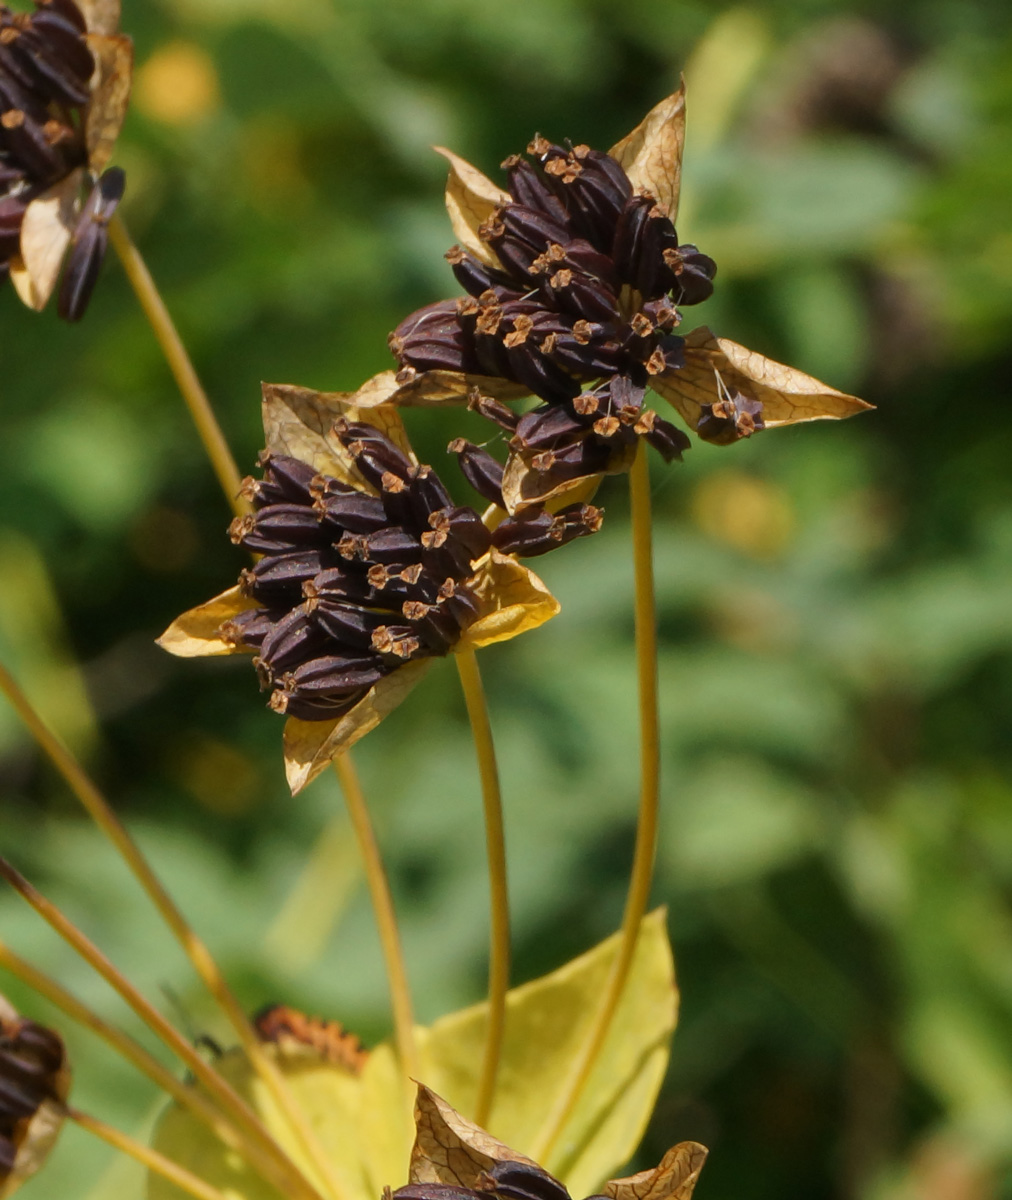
xmin=447 ymin=438 xmax=506 ymax=508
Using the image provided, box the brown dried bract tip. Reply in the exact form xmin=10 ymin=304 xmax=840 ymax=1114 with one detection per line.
xmin=0 ymin=996 xmax=70 ymax=1193
xmin=254 ymin=1004 xmax=368 ymax=1075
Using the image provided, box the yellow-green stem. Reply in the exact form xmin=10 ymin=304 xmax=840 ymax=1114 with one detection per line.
xmin=107 ymin=214 xmax=246 ymax=518
xmin=455 ymin=645 xmax=509 ymax=1127
xmin=531 ymin=442 xmax=661 ymax=1162
xmin=333 ymin=751 xmax=419 ymax=1086
xmin=0 ymin=940 xmax=317 ymax=1200
xmin=0 ymin=659 xmax=348 ymax=1200
xmin=66 ymin=1107 xmax=231 ymax=1200
xmin=109 ymin=208 xmax=408 ymax=1190
xmin=0 ymin=859 xmax=327 ymax=1200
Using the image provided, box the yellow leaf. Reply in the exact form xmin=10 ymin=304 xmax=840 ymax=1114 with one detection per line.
xmin=149 ymin=1038 xmax=408 ymax=1200
xmin=156 ymin=585 xmax=256 ymax=657
xmin=416 ymin=908 xmax=677 ymax=1194
xmin=434 ymin=146 xmax=510 ymax=269
xmin=148 ymin=914 xmax=676 ymax=1200
xmin=10 ymin=170 xmax=84 ymax=311
xmin=260 ymin=382 xmax=415 ymax=488
xmin=283 ymin=659 xmax=432 ymax=794
xmin=84 ymin=34 xmax=133 ymax=173
xmin=459 ymin=552 xmax=559 ymax=650
xmin=652 ymin=326 xmax=873 ymax=431
xmin=603 ymin=1142 xmax=708 ymax=1200
xmin=608 ymin=86 xmax=686 ymax=220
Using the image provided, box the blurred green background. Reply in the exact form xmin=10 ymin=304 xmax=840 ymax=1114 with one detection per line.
xmin=3 ymin=0 xmax=1012 ymax=1197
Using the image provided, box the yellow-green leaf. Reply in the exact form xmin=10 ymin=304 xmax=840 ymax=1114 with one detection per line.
xmin=148 ymin=914 xmax=676 ymax=1200
xmin=149 ymin=1039 xmax=409 ymax=1200
xmin=416 ymin=908 xmax=677 ymax=1195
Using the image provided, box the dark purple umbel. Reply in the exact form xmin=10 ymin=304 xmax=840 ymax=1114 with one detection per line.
xmin=388 ymin=128 xmax=718 ymax=498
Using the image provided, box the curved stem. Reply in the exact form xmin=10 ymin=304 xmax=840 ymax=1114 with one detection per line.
xmin=333 ymin=752 xmax=419 ymax=1085
xmin=0 ymin=940 xmax=295 ymax=1198
xmin=455 ymin=646 xmax=509 ymax=1127
xmin=0 ymin=859 xmax=327 ymax=1200
xmin=107 ymin=214 xmax=246 ymax=518
xmin=530 ymin=442 xmax=661 ymax=1163
xmin=66 ymin=1107 xmax=231 ymax=1200
xmin=0 ymin=659 xmax=348 ymax=1200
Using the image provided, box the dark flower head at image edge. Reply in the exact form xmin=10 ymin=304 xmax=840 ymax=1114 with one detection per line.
xmin=0 ymin=0 xmax=131 ymax=320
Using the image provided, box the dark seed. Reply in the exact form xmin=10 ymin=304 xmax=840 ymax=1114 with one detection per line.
xmin=448 ymin=438 xmax=506 ymax=508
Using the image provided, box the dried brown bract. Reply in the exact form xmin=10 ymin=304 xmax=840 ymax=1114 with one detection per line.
xmin=395 ymin=1087 xmax=706 ymax=1200
xmin=0 ymin=0 xmax=131 ymax=320
xmin=0 ymin=996 xmax=70 ymax=1197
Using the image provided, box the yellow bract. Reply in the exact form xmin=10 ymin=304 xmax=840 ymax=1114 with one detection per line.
xmin=459 ymin=551 xmax=561 ymax=650
xmin=10 ymin=171 xmax=84 ymax=312
xmin=148 ymin=910 xmax=677 ymax=1200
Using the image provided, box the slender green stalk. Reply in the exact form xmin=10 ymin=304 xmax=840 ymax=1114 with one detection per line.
xmin=0 ymin=859 xmax=327 ymax=1200
xmin=333 ymin=751 xmax=420 ymax=1085
xmin=66 ymin=1107 xmax=232 ymax=1200
xmin=102 ymin=219 xmax=417 ymax=1195
xmin=455 ymin=645 xmax=509 ymax=1127
xmin=0 ymin=939 xmax=298 ymax=1197
xmin=531 ymin=441 xmax=661 ymax=1161
xmin=0 ymin=659 xmax=349 ymax=1200
xmin=106 ymin=214 xmax=246 ymax=518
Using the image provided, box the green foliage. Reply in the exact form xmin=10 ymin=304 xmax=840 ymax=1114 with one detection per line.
xmin=3 ymin=1 xmax=1012 ymax=1199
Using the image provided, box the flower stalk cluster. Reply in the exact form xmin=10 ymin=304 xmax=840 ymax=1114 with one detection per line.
xmin=0 ymin=48 xmax=877 ymax=1200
